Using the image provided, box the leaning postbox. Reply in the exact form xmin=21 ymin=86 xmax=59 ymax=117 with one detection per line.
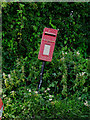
xmin=38 ymin=27 xmax=58 ymax=62
xmin=0 ymin=98 xmax=4 ymax=120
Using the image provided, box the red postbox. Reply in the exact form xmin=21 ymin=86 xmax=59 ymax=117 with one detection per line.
xmin=38 ymin=27 xmax=58 ymax=62
xmin=0 ymin=98 xmax=4 ymax=120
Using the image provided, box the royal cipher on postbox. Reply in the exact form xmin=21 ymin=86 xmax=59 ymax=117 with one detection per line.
xmin=38 ymin=27 xmax=58 ymax=62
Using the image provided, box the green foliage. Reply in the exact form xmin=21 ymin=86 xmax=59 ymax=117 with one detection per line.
xmin=2 ymin=2 xmax=89 ymax=73
xmin=2 ymin=49 xmax=89 ymax=119
xmin=2 ymin=59 xmax=26 ymax=92
xmin=3 ymin=49 xmax=88 ymax=98
xmin=42 ymin=49 xmax=88 ymax=98
xmin=2 ymin=2 xmax=89 ymax=119
xmin=2 ymin=86 xmax=90 ymax=120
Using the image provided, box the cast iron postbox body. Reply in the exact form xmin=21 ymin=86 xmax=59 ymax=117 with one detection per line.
xmin=38 ymin=27 xmax=58 ymax=62
xmin=0 ymin=98 xmax=4 ymax=120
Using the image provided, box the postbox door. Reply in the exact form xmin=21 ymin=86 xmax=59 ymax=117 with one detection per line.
xmin=38 ymin=40 xmax=55 ymax=61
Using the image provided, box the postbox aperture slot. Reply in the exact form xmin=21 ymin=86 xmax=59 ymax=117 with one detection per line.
xmin=45 ymin=32 xmax=56 ymax=37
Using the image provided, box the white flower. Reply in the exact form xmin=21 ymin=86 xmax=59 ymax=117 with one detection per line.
xmin=65 ymin=52 xmax=67 ymax=55
xmin=82 ymin=72 xmax=86 ymax=76
xmin=80 ymin=72 xmax=86 ymax=76
xmin=49 ymin=95 xmax=52 ymax=97
xmin=35 ymin=91 xmax=38 ymax=94
xmin=11 ymin=91 xmax=14 ymax=94
xmin=78 ymin=97 xmax=81 ymax=100
xmin=84 ymin=101 xmax=89 ymax=107
xmin=3 ymin=73 xmax=5 ymax=76
xmin=77 ymin=51 xmax=80 ymax=55
xmin=47 ymin=88 xmax=50 ymax=91
xmin=49 ymin=98 xmax=52 ymax=101
xmin=29 ymin=89 xmax=31 ymax=92
xmin=44 ymin=90 xmax=47 ymax=93
xmin=49 ymin=95 xmax=53 ymax=98
xmin=62 ymin=51 xmax=64 ymax=55
xmin=61 ymin=57 xmax=65 ymax=61
xmin=70 ymin=11 xmax=73 ymax=16
xmin=3 ymin=94 xmax=6 ymax=98
xmin=8 ymin=74 xmax=11 ymax=79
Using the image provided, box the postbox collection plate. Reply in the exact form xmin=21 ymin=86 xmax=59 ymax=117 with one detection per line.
xmin=38 ymin=27 xmax=58 ymax=62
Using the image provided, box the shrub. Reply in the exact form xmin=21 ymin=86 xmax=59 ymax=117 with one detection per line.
xmin=2 ymin=86 xmax=89 ymax=120
xmin=40 ymin=49 xmax=88 ymax=98
xmin=2 ymin=49 xmax=89 ymax=119
xmin=2 ymin=2 xmax=89 ymax=119
xmin=3 ymin=49 xmax=89 ymax=98
xmin=2 ymin=2 xmax=89 ymax=73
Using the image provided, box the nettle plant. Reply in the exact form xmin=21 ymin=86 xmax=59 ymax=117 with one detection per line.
xmin=2 ymin=58 xmax=26 ymax=92
xmin=42 ymin=49 xmax=88 ymax=98
xmin=2 ymin=49 xmax=88 ymax=99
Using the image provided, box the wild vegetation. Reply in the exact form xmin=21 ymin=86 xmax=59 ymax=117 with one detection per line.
xmin=2 ymin=2 xmax=90 ymax=120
